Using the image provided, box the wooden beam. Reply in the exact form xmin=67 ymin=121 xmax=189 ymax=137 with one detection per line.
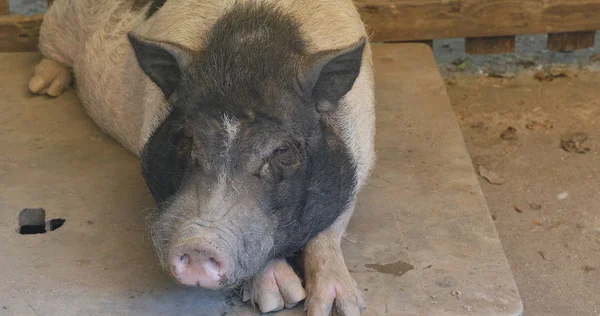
xmin=465 ymin=36 xmax=516 ymax=55
xmin=547 ymin=31 xmax=596 ymax=52
xmin=355 ymin=0 xmax=600 ymax=42
xmin=1 ymin=1 xmax=600 ymax=52
xmin=384 ymin=39 xmax=434 ymax=49
xmin=0 ymin=14 xmax=44 ymax=52
xmin=0 ymin=0 xmax=9 ymax=16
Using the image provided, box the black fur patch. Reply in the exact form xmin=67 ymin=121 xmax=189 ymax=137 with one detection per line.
xmin=141 ymin=2 xmax=359 ymax=262
xmin=141 ymin=109 xmax=191 ymax=204
xmin=270 ymin=121 xmax=357 ymax=258
xmin=128 ymin=33 xmax=185 ymax=99
xmin=146 ymin=0 xmax=167 ymax=19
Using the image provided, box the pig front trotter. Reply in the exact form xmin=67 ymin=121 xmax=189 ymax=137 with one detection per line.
xmin=29 ymin=58 xmax=73 ymax=97
xmin=303 ymin=234 xmax=366 ymax=316
xmin=242 ymin=259 xmax=306 ymax=313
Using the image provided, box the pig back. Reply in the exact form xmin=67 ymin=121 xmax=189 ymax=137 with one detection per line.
xmin=68 ymin=0 xmax=156 ymax=155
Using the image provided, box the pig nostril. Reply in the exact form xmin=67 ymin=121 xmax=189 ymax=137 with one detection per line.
xmin=209 ymin=257 xmax=220 ymax=269
xmin=169 ymin=245 xmax=228 ymax=288
xmin=180 ymin=254 xmax=190 ymax=266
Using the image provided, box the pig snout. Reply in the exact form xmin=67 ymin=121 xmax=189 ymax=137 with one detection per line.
xmin=168 ymin=238 xmax=231 ymax=289
xmin=150 ymin=187 xmax=275 ymax=290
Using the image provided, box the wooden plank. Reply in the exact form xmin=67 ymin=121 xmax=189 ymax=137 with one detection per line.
xmin=355 ymin=0 xmax=600 ymax=42
xmin=1 ymin=1 xmax=600 ymax=52
xmin=0 ymin=0 xmax=9 ymax=16
xmin=547 ymin=31 xmax=596 ymax=51
xmin=465 ymin=36 xmax=516 ymax=54
xmin=0 ymin=14 xmax=44 ymax=52
xmin=384 ymin=39 xmax=434 ymax=49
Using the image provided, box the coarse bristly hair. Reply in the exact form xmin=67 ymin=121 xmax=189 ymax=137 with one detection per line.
xmin=138 ymin=1 xmax=359 ymax=287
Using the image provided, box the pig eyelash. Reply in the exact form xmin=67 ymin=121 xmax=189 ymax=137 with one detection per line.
xmin=272 ymin=144 xmax=292 ymax=162
xmin=177 ymin=137 xmax=192 ymax=154
xmin=276 ymin=139 xmax=303 ymax=167
xmin=256 ymin=139 xmax=303 ymax=178
xmin=271 ymin=139 xmax=300 ymax=159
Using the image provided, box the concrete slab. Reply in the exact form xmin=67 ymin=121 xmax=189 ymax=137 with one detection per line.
xmin=0 ymin=44 xmax=523 ymax=316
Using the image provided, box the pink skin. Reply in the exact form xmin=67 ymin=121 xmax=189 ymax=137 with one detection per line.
xmin=168 ymin=241 xmax=231 ymax=289
xmin=243 ymin=259 xmax=307 ymax=312
xmin=28 ymin=58 xmax=73 ymax=97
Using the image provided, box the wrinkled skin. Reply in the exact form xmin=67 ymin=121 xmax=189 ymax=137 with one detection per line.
xmin=135 ymin=3 xmax=362 ymax=289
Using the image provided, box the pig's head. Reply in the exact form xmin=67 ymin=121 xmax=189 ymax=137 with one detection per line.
xmin=128 ymin=5 xmax=365 ymax=290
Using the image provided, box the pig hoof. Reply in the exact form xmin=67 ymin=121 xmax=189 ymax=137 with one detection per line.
xmin=242 ymin=259 xmax=306 ymax=313
xmin=29 ymin=58 xmax=73 ymax=97
xmin=304 ymin=260 xmax=366 ymax=316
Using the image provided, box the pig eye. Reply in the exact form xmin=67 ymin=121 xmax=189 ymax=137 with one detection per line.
xmin=260 ymin=140 xmax=303 ymax=179
xmin=177 ymin=137 xmax=192 ymax=155
xmin=176 ymin=129 xmax=193 ymax=155
xmin=272 ymin=143 xmax=296 ymax=166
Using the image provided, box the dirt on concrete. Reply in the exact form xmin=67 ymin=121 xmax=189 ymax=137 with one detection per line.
xmin=446 ymin=71 xmax=600 ymax=316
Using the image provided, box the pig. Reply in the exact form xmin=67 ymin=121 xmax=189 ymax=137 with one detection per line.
xmin=29 ymin=0 xmax=375 ymax=314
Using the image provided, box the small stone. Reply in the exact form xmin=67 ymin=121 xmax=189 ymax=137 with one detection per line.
xmin=431 ymin=294 xmax=439 ymax=299
xmin=535 ymin=71 xmax=549 ymax=82
xmin=478 ymin=165 xmax=506 ymax=185
xmin=514 ymin=206 xmax=523 ymax=213
xmin=18 ymin=208 xmax=46 ymax=227
xmin=548 ymin=65 xmax=573 ymax=78
xmin=500 ymin=126 xmax=517 ymax=140
xmin=529 ymin=203 xmax=542 ymax=210
xmin=535 ymin=65 xmax=573 ymax=82
xmin=560 ymin=132 xmax=590 ymax=154
xmin=526 ymin=120 xmax=553 ymax=131
xmin=451 ymin=288 xmax=463 ymax=299
xmin=18 ymin=208 xmax=47 ymax=235
xmin=464 ymin=305 xmax=473 ymax=312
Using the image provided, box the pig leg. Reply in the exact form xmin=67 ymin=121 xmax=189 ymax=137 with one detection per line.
xmin=29 ymin=0 xmax=80 ymax=96
xmin=242 ymin=258 xmax=306 ymax=313
xmin=303 ymin=204 xmax=366 ymax=316
xmin=29 ymin=58 xmax=73 ymax=97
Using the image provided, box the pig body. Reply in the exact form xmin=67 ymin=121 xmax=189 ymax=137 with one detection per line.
xmin=31 ymin=0 xmax=375 ymax=314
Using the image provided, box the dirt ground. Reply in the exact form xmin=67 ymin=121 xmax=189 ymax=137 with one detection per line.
xmin=446 ymin=71 xmax=600 ymax=316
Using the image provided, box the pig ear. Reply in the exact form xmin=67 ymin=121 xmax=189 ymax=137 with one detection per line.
xmin=128 ymin=32 xmax=193 ymax=99
xmin=300 ymin=38 xmax=366 ymax=112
